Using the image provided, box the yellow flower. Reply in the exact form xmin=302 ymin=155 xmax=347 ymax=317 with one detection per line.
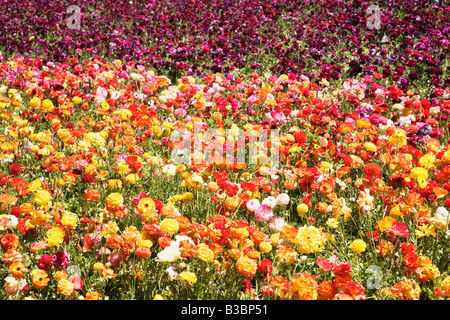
xmin=415 ymin=224 xmax=436 ymax=238
xmin=47 ymin=227 xmax=65 ymax=247
xmin=72 ymin=96 xmax=82 ymax=105
xmin=389 ymin=129 xmax=407 ymax=148
xmin=259 ymin=241 xmax=272 ymax=253
xmin=350 ymin=239 xmax=366 ymax=254
xmin=106 ymin=193 xmax=124 ymax=209
xmin=410 ymin=167 xmax=429 ymax=188
xmin=326 ymin=218 xmax=339 ymax=228
xmin=296 ymin=203 xmax=309 ymax=215
xmin=442 ymin=276 xmax=450 ymax=296
xmin=270 ymin=233 xmax=281 ymax=246
xmin=61 ymin=212 xmax=78 ymax=227
xmin=159 ymin=218 xmax=179 ymax=234
xmin=93 ymin=262 xmax=106 ymax=271
xmin=41 ymin=99 xmax=54 ymax=113
xmin=117 ymin=162 xmax=129 ymax=176
xmin=29 ymin=96 xmax=41 ymax=108
xmin=294 ymin=226 xmax=325 ymax=254
xmin=196 ymin=245 xmax=214 ymax=263
xmin=108 ymin=179 xmax=122 ymax=189
xmin=32 ymin=190 xmax=52 ymax=208
xmin=419 ymin=153 xmax=435 ymax=170
xmin=153 ymin=294 xmax=165 ymax=300
xmin=363 ymin=142 xmax=377 ymax=152
xmin=178 ymin=271 xmax=197 ymax=284
xmin=57 ymin=279 xmax=75 ymax=297
xmin=125 ymin=173 xmax=139 ymax=184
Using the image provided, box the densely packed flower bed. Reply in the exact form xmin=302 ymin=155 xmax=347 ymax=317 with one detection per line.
xmin=0 ymin=0 xmax=449 ymax=301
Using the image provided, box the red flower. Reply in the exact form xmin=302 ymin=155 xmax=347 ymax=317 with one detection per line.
xmin=257 ymin=258 xmax=273 ymax=276
xmin=363 ymin=163 xmax=381 ymax=179
xmin=294 ymin=130 xmax=307 ymax=145
xmin=333 ymin=262 xmax=352 ymax=277
xmin=366 ymin=231 xmax=380 ymax=242
xmin=400 ymin=242 xmax=416 ymax=256
xmin=403 ymin=252 xmax=419 ymax=270
xmin=9 ymin=164 xmax=26 ymax=176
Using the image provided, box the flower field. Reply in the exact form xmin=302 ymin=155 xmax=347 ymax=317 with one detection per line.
xmin=0 ymin=0 xmax=450 ymax=300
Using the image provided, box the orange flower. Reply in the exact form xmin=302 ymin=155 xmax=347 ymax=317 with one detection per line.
xmin=9 ymin=261 xmax=26 ymax=278
xmin=280 ymin=225 xmax=298 ymax=242
xmin=1 ymin=233 xmax=19 ymax=250
xmin=135 ymin=246 xmax=151 ymax=258
xmin=270 ymin=275 xmax=290 ymax=299
xmin=55 ymin=271 xmax=68 ymax=280
xmin=85 ymin=291 xmax=101 ymax=300
xmin=57 ymin=278 xmax=75 ymax=297
xmin=275 ymin=245 xmax=297 ymax=264
xmin=83 ymin=189 xmax=100 ymax=201
xmin=375 ymin=216 xmax=396 ymax=232
xmin=235 ymin=255 xmax=257 ymax=277
xmin=31 ymin=269 xmax=49 ymax=289
xmin=376 ymin=240 xmax=394 ymax=257
xmin=106 ymin=234 xmax=124 ymax=249
xmin=0 ymin=194 xmax=17 ymax=210
xmin=176 ymin=216 xmax=191 ymax=231
xmin=290 ymin=273 xmax=318 ymax=300
xmin=318 ymin=177 xmax=335 ymax=195
xmin=318 ymin=280 xmax=338 ymax=300
xmin=2 ymin=249 xmax=22 ymax=266
xmin=30 ymin=240 xmax=48 ymax=253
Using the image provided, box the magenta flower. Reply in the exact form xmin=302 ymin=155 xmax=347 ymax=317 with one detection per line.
xmin=51 ymin=251 xmax=70 ymax=270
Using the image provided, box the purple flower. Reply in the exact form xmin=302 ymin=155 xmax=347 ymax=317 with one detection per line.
xmin=51 ymin=250 xmax=70 ymax=270
xmin=416 ymin=122 xmax=432 ymax=136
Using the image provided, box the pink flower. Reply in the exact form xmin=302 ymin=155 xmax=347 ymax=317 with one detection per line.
xmin=387 ymin=222 xmax=409 ymax=241
xmin=116 ymin=153 xmax=128 ymax=162
xmin=68 ymin=275 xmax=83 ymax=292
xmin=316 ymin=257 xmax=335 ymax=272
xmin=254 ymin=205 xmax=273 ymax=222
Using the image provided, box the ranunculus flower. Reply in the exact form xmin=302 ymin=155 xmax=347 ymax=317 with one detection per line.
xmin=37 ymin=254 xmax=52 ymax=271
xmin=276 ymin=193 xmax=290 ymax=206
xmin=246 ymin=199 xmax=260 ymax=213
xmin=51 ymin=251 xmax=70 ymax=270
xmin=254 ymin=205 xmax=274 ymax=222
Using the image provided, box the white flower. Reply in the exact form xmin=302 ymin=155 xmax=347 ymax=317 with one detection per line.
xmin=157 ymin=241 xmax=182 ymax=262
xmin=246 ymin=199 xmax=260 ymax=213
xmin=276 ymin=193 xmax=290 ymax=206
xmin=435 ymin=207 xmax=449 ymax=219
xmin=262 ymin=196 xmax=277 ymax=209
xmin=162 ymin=164 xmax=177 ymax=176
xmin=269 ymin=217 xmax=287 ymax=233
xmin=165 ymin=266 xmax=179 ymax=281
